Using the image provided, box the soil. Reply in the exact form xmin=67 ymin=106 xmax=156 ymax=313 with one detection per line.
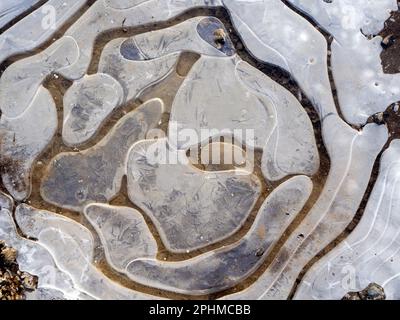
xmin=0 ymin=241 xmax=37 ymax=300
xmin=0 ymin=1 xmax=399 ymax=300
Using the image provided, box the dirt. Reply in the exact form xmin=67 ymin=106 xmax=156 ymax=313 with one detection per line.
xmin=342 ymin=283 xmax=386 ymax=301
xmin=0 ymin=241 xmax=37 ymax=300
xmin=380 ymin=4 xmax=400 ymax=74
xmin=0 ymin=1 xmax=399 ymax=300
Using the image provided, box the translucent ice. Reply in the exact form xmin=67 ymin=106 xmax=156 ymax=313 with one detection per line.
xmin=126 ymin=138 xmax=262 ymax=252
xmin=236 ymin=60 xmax=319 ymax=180
xmin=222 ymin=0 xmax=337 ymax=118
xmin=84 ymin=204 xmax=158 ymax=273
xmin=0 ymin=36 xmax=79 ymax=118
xmin=41 ymin=99 xmax=163 ymax=212
xmin=0 ymin=0 xmax=85 ymax=65
xmin=287 ymin=0 xmax=400 ymax=125
xmin=0 ymin=0 xmax=40 ymax=28
xmin=0 ymin=206 xmax=82 ymax=299
xmin=15 ymin=204 xmax=159 ymax=300
xmin=295 ymin=140 xmax=400 ymax=300
xmin=62 ymin=73 xmax=124 ymax=146
xmin=58 ymin=0 xmax=223 ymax=79
xmin=0 ymin=86 xmax=57 ymax=200
xmin=223 ymin=118 xmax=388 ymax=299
xmin=0 ymin=191 xmax=13 ymax=212
xmin=170 ymin=55 xmax=319 ymax=180
xmin=126 ymin=176 xmax=312 ymax=295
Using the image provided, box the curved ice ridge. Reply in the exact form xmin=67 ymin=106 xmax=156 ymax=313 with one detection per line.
xmin=295 ymin=139 xmax=400 ymax=300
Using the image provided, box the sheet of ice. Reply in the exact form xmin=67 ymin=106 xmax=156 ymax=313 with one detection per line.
xmin=295 ymin=140 xmax=400 ymax=300
xmin=16 ymin=204 xmax=159 ymax=300
xmin=286 ymin=0 xmax=400 ymax=125
xmin=127 ymin=175 xmax=312 ymax=295
xmin=41 ymin=99 xmax=163 ymax=212
xmin=62 ymin=73 xmax=124 ymax=146
xmin=84 ymin=204 xmax=158 ymax=273
xmin=58 ymin=0 xmax=223 ymax=80
xmin=236 ymin=60 xmax=319 ymax=180
xmin=0 ymin=0 xmax=86 ymax=65
xmin=222 ymin=0 xmax=337 ymax=118
xmin=126 ymin=138 xmax=262 ymax=252
xmin=287 ymin=0 xmax=396 ymax=42
xmin=222 ymin=118 xmax=388 ymax=299
xmin=0 ymin=36 xmax=79 ymax=118
xmin=0 ymin=0 xmax=40 ymax=28
xmin=16 ymin=204 xmax=94 ymax=260
xmin=331 ymin=36 xmax=400 ymax=125
xmin=129 ymin=16 xmax=234 ymax=58
xmin=0 ymin=86 xmax=57 ymax=201
xmin=170 ymin=54 xmax=318 ymax=180
xmin=99 ymin=41 xmax=180 ymax=102
xmin=0 ymin=207 xmax=82 ymax=300
xmin=69 ymin=16 xmax=233 ymax=147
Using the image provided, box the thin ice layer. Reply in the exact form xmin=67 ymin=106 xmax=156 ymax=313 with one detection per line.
xmin=126 ymin=175 xmax=312 ymax=295
xmin=0 ymin=86 xmax=57 ymax=200
xmin=222 ymin=118 xmax=388 ymax=299
xmin=0 ymin=36 xmax=79 ymax=118
xmin=295 ymin=140 xmax=400 ymax=300
xmin=15 ymin=204 xmax=160 ymax=300
xmin=0 ymin=207 xmax=82 ymax=300
xmin=84 ymin=204 xmax=158 ymax=273
xmin=127 ymin=138 xmax=262 ymax=252
xmin=62 ymin=73 xmax=124 ymax=146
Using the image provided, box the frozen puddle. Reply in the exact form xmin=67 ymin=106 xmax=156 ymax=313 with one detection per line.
xmin=0 ymin=0 xmax=399 ymax=300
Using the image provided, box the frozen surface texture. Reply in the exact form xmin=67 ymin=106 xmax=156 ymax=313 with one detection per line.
xmin=0 ymin=87 xmax=57 ymax=200
xmin=41 ymin=99 xmax=163 ymax=212
xmin=222 ymin=120 xmax=388 ymax=300
xmin=62 ymin=73 xmax=124 ymax=146
xmin=295 ymin=140 xmax=400 ymax=300
xmin=126 ymin=138 xmax=262 ymax=252
xmin=287 ymin=0 xmax=400 ymax=125
xmin=0 ymin=0 xmax=40 ymax=28
xmin=84 ymin=204 xmax=158 ymax=272
xmin=0 ymin=0 xmax=86 ymax=65
xmin=126 ymin=175 xmax=312 ymax=295
xmin=14 ymin=204 xmax=159 ymax=300
xmin=0 ymin=0 xmax=398 ymax=300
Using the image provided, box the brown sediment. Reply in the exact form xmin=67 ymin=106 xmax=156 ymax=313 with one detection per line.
xmin=379 ymin=5 xmax=400 ymax=74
